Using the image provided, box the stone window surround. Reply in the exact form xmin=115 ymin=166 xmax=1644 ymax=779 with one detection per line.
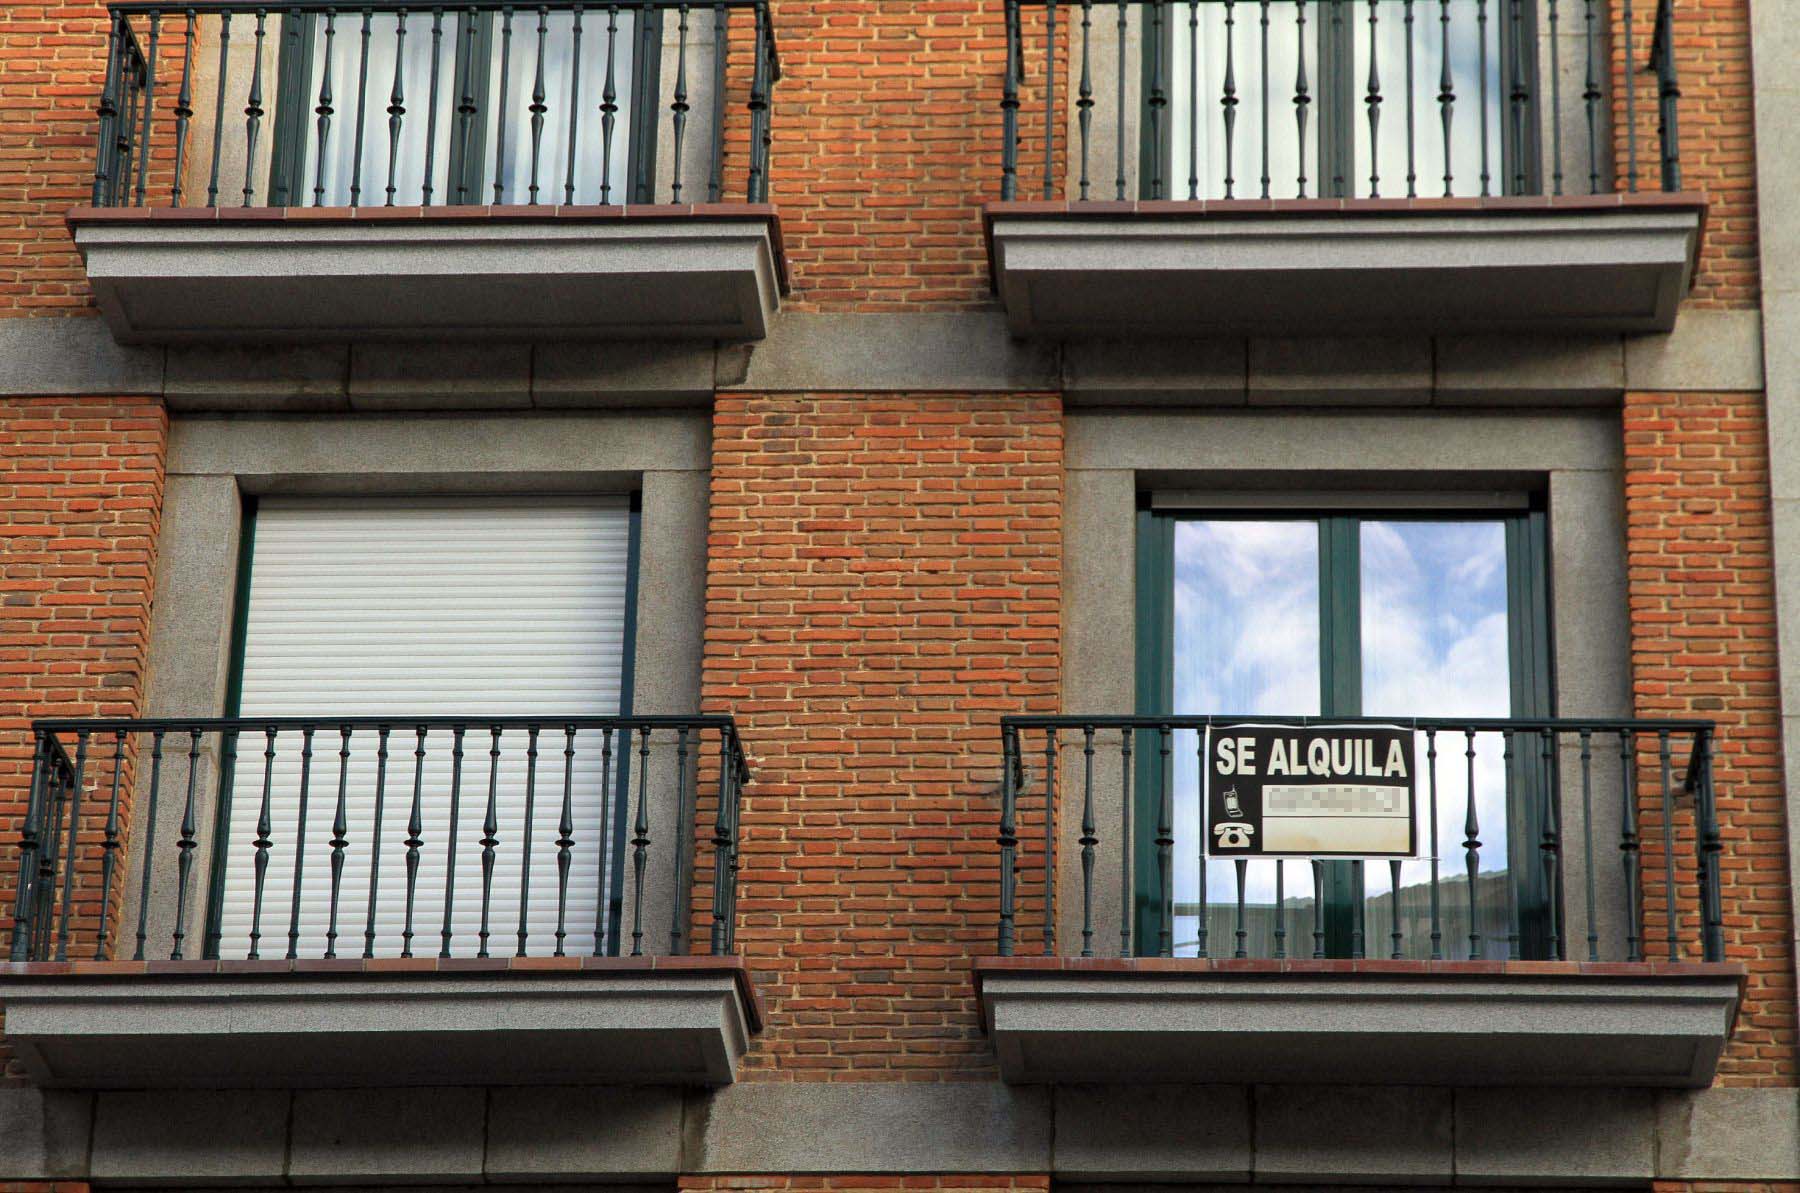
xmin=126 ymin=409 xmax=710 ymax=957
xmin=1059 ymin=406 xmax=1633 ymax=956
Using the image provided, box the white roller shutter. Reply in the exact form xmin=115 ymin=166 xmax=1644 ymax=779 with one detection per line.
xmin=214 ymin=496 xmax=633 ymax=959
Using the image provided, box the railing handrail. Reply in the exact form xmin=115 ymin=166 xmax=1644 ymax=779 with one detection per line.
xmin=1001 ymin=713 xmax=1718 ymax=734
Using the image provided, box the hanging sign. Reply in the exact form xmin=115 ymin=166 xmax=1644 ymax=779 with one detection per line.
xmin=1206 ymin=724 xmax=1417 ymax=859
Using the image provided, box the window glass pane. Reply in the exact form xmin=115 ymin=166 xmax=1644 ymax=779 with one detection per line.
xmin=1171 ymin=520 xmax=1320 ymax=956
xmin=1360 ymin=519 xmax=1513 ymax=958
xmin=1169 ymin=3 xmax=1313 ymax=199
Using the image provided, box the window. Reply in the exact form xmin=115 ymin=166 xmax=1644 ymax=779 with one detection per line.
xmin=267 ymin=9 xmax=662 ymax=207
xmin=1147 ymin=0 xmax=1536 ymax=200
xmin=206 ymin=496 xmax=640 ymax=958
xmin=1134 ymin=503 xmax=1554 ymax=958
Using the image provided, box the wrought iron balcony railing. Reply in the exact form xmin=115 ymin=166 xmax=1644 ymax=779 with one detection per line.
xmin=995 ymin=715 xmax=1724 ymax=963
xmin=90 ymin=0 xmax=777 ymax=210
xmin=8 ymin=715 xmax=749 ymax=964
xmin=998 ymin=0 xmax=1682 ymax=202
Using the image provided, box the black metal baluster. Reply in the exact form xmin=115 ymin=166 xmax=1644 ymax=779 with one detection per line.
xmin=1693 ymin=730 xmax=1723 ymax=961
xmin=1079 ymin=726 xmax=1096 ymax=957
xmin=439 ymin=724 xmax=465 ymax=958
xmin=1310 ymin=858 xmax=1325 ymax=958
xmin=170 ymin=729 xmax=199 ymax=960
xmin=1549 ymin=0 xmax=1562 ymax=195
xmin=94 ymin=732 xmax=127 ymax=959
xmin=243 ymin=9 xmax=267 ymax=206
xmin=1583 ymin=0 xmax=1600 ymax=193
xmin=1350 ymin=860 xmax=1364 ymax=959
xmin=1042 ymin=0 xmax=1057 ymax=199
xmin=492 ymin=7 xmax=513 ymax=201
xmin=1295 ymin=0 xmax=1309 ymax=197
xmin=1221 ymin=0 xmax=1237 ymax=198
xmin=1502 ymin=731 xmax=1518 ymax=959
xmin=325 ymin=726 xmax=351 ymax=958
xmin=314 ymin=10 xmax=338 ymax=204
xmin=999 ymin=727 xmax=1018 ymax=956
xmin=50 ymin=732 xmax=89 ymax=961
xmin=363 ymin=726 xmax=390 ymax=958
xmin=554 ymin=725 xmax=575 ymax=956
xmin=1654 ymin=0 xmax=1680 ymax=192
xmin=133 ymin=12 xmax=161 ymax=207
xmin=600 ymin=5 xmax=618 ymax=203
xmin=1273 ymin=860 xmax=1286 ymax=959
xmin=91 ymin=16 xmax=123 ymax=206
xmin=385 ymin=11 xmax=408 ymax=205
xmin=670 ymin=4 xmax=690 ymax=203
xmin=1464 ymin=729 xmax=1481 ymax=958
xmin=350 ymin=10 xmax=371 ymax=206
xmin=1438 ymin=0 xmax=1453 ymax=194
xmin=1001 ymin=0 xmax=1020 ymax=199
xmin=629 ymin=726 xmax=650 ymax=956
xmin=248 ymin=726 xmax=275 ymax=959
xmin=671 ymin=727 xmax=693 ymax=954
xmin=1404 ymin=0 xmax=1415 ymax=196
xmin=517 ymin=725 xmax=540 ymax=956
xmin=115 ymin=62 xmax=141 ymax=208
xmin=205 ymin=11 xmax=231 ymax=204
xmin=1508 ymin=0 xmax=1526 ymax=192
xmin=709 ymin=3 xmax=727 ymax=201
xmin=594 ymin=725 xmax=615 ymax=955
xmin=132 ymin=730 xmax=165 ymax=960
xmin=1389 ymin=859 xmax=1403 ymax=958
xmin=1540 ymin=728 xmax=1562 ymax=960
xmin=1477 ymin=0 xmax=1489 ymax=196
xmin=1233 ymin=858 xmax=1248 ymax=958
xmin=527 ymin=5 xmax=548 ymax=202
xmin=1579 ymin=729 xmax=1598 ymax=961
xmin=563 ymin=5 xmax=586 ymax=203
xmin=1187 ymin=0 xmax=1198 ymax=200
xmin=1365 ymin=0 xmax=1380 ymax=198
xmin=710 ymin=731 xmax=736 ymax=954
xmin=1260 ymin=0 xmax=1270 ymax=198
xmin=1427 ymin=729 xmax=1441 ymax=959
xmin=1118 ymin=727 xmax=1132 ymax=955
xmin=478 ymin=725 xmax=500 ymax=957
xmin=1658 ymin=728 xmax=1675 ymax=959
xmin=1620 ymin=729 xmax=1642 ymax=960
xmin=1146 ymin=2 xmax=1165 ymax=200
xmin=1156 ymin=726 xmax=1173 ymax=957
xmin=171 ymin=11 xmax=197 ymax=206
xmin=421 ymin=7 xmax=444 ymax=205
xmin=1114 ymin=0 xmax=1126 ymax=200
xmin=1077 ymin=0 xmax=1093 ymax=200
xmin=402 ymin=726 xmax=425 ymax=957
xmin=454 ymin=6 xmax=477 ymax=203
xmin=204 ymin=729 xmax=241 ymax=959
xmin=1042 ymin=730 xmax=1058 ymax=954
xmin=1194 ymin=727 xmax=1207 ymax=958
xmin=747 ymin=0 xmax=772 ymax=202
xmin=285 ymin=726 xmax=315 ymax=960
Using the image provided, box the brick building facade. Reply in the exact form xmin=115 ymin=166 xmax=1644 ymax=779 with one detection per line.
xmin=0 ymin=0 xmax=1796 ymax=1188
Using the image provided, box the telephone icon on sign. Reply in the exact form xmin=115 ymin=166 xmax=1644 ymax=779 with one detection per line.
xmin=1222 ymin=786 xmax=1243 ymax=818
xmin=1213 ymin=821 xmax=1255 ymax=850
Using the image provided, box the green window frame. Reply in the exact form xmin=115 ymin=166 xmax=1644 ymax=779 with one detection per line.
xmin=1138 ymin=0 xmax=1542 ymax=200
xmin=1131 ymin=501 xmax=1556 ymax=957
xmin=267 ymin=8 xmax=666 ymax=208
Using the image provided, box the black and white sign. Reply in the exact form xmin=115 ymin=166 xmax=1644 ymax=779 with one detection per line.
xmin=1206 ymin=724 xmax=1417 ymax=859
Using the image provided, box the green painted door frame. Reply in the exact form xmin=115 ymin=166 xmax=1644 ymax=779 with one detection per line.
xmin=1132 ymin=503 xmax=1556 ymax=958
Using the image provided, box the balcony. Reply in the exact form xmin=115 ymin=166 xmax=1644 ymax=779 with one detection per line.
xmin=976 ymin=715 xmax=1743 ymax=1087
xmin=0 ymin=715 xmax=760 ymax=1088
xmin=984 ymin=0 xmax=1704 ymax=337
xmin=69 ymin=1 xmax=785 ymax=344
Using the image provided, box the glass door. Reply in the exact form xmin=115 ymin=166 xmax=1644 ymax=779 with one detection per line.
xmin=1135 ymin=505 xmax=1553 ymax=957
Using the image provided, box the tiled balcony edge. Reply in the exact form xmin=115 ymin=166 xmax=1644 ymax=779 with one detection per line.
xmin=974 ymin=954 xmax=1746 ymax=991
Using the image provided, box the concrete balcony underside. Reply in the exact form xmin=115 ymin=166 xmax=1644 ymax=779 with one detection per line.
xmin=0 ymin=956 xmax=761 ymax=1089
xmin=67 ymin=205 xmax=787 ymax=344
xmin=975 ymin=958 xmax=1744 ymax=1088
xmin=985 ymin=195 xmax=1707 ymax=338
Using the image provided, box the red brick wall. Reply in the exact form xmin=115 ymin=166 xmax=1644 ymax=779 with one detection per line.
xmin=1624 ymin=388 xmax=1795 ymax=1084
xmin=0 ymin=396 xmax=166 ymax=1076
xmin=703 ymin=393 xmax=1061 ymax=1078
xmin=1610 ymin=0 xmax=1758 ymax=306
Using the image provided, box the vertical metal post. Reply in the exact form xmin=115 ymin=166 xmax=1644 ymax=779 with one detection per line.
xmin=998 ymin=727 xmax=1018 ymax=956
xmin=1001 ymin=0 xmax=1021 ymax=199
xmin=8 ymin=733 xmax=52 ymax=962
